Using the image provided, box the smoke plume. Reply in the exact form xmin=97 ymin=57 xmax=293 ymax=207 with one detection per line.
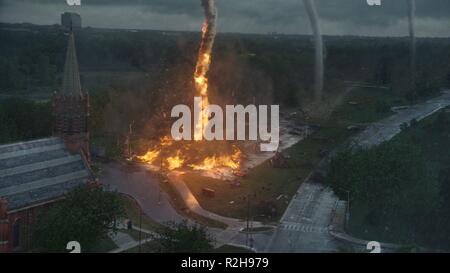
xmin=303 ymin=0 xmax=324 ymax=101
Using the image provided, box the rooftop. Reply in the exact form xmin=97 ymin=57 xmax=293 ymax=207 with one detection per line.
xmin=0 ymin=137 xmax=92 ymax=211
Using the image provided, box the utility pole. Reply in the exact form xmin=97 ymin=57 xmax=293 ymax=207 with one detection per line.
xmin=246 ymin=194 xmax=250 ymax=247
xmin=158 ymin=148 xmax=164 ymax=206
xmin=128 ymin=123 xmax=132 ymax=158
xmin=138 ymin=205 xmax=142 ymax=253
xmin=347 ymin=190 xmax=350 ymax=221
xmin=249 ymin=216 xmax=254 ymax=249
xmin=127 ymin=121 xmax=134 ymax=159
xmin=158 ymin=187 xmax=162 ymax=205
xmin=339 ymin=187 xmax=351 ymax=230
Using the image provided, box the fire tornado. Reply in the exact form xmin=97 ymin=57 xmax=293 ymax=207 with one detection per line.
xmin=194 ymin=0 xmax=218 ymax=140
xmin=137 ymin=0 xmax=242 ymax=175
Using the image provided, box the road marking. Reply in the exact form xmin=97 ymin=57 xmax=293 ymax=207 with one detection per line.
xmin=280 ymin=222 xmax=328 ymax=234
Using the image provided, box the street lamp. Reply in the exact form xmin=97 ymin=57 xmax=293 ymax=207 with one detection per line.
xmin=245 ymin=192 xmax=256 ymax=248
xmin=246 ymin=194 xmax=250 ymax=247
xmin=138 ymin=204 xmax=142 ymax=253
xmin=127 ymin=121 xmax=135 ymax=159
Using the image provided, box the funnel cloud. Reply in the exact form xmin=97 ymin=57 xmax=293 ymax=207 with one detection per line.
xmin=303 ymin=0 xmax=324 ymax=100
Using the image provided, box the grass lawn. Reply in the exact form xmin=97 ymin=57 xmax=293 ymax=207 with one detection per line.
xmin=330 ymin=86 xmax=405 ymax=124
xmin=183 ymin=87 xmax=403 ymax=221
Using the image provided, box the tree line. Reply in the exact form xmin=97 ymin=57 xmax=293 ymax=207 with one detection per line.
xmin=327 ymin=110 xmax=450 ymax=249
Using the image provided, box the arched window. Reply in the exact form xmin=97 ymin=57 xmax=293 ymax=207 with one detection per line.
xmin=12 ymin=218 xmax=21 ymax=249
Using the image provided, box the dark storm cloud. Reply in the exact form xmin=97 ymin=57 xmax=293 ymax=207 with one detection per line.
xmin=1 ymin=0 xmax=450 ymax=37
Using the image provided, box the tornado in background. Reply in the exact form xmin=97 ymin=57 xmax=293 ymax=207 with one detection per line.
xmin=407 ymin=0 xmax=416 ymax=88
xmin=303 ymin=0 xmax=324 ymax=101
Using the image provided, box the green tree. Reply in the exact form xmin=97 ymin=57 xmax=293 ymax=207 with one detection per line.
xmin=327 ymin=141 xmax=439 ymax=240
xmin=34 ymin=54 xmax=56 ymax=86
xmin=439 ymin=168 xmax=450 ymax=246
xmin=32 ymin=186 xmax=124 ymax=252
xmin=152 ymin=220 xmax=215 ymax=253
xmin=0 ymin=57 xmax=25 ymax=90
xmin=433 ymin=111 xmax=449 ymax=132
xmin=0 ymin=98 xmax=52 ymax=144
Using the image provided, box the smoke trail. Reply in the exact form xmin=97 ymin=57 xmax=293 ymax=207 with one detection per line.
xmin=194 ymin=0 xmax=217 ymax=140
xmin=303 ymin=0 xmax=324 ymax=101
xmin=407 ymin=0 xmax=416 ymax=88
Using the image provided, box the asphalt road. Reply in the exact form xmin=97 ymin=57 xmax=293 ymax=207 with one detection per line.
xmin=265 ymin=181 xmax=340 ymax=252
xmin=352 ymin=90 xmax=450 ymax=148
xmin=101 ymin=162 xmax=185 ymax=224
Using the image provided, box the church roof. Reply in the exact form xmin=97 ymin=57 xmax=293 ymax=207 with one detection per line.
xmin=61 ymin=32 xmax=82 ymax=96
xmin=0 ymin=137 xmax=92 ymax=211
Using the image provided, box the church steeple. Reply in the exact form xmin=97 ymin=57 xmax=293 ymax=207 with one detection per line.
xmin=53 ymin=31 xmax=90 ymax=161
xmin=61 ymin=32 xmax=82 ymax=96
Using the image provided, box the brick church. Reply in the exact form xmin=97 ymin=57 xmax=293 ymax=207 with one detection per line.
xmin=0 ymin=30 xmax=93 ymax=252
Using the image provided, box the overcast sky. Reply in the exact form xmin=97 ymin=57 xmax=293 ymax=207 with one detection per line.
xmin=1 ymin=0 xmax=450 ymax=37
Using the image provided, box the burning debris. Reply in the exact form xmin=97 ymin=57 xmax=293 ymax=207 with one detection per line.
xmin=137 ymin=136 xmax=243 ymax=173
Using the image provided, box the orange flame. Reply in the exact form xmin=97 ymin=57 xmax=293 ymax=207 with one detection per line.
xmin=190 ymin=155 xmax=238 ymax=171
xmin=137 ymin=150 xmax=160 ymax=164
xmin=193 ymin=21 xmax=214 ymax=140
xmin=189 ymin=147 xmax=241 ymax=171
xmin=165 ymin=151 xmax=185 ymax=170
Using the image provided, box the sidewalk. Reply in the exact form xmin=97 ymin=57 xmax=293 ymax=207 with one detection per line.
xmin=108 ymin=224 xmax=157 ymax=253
